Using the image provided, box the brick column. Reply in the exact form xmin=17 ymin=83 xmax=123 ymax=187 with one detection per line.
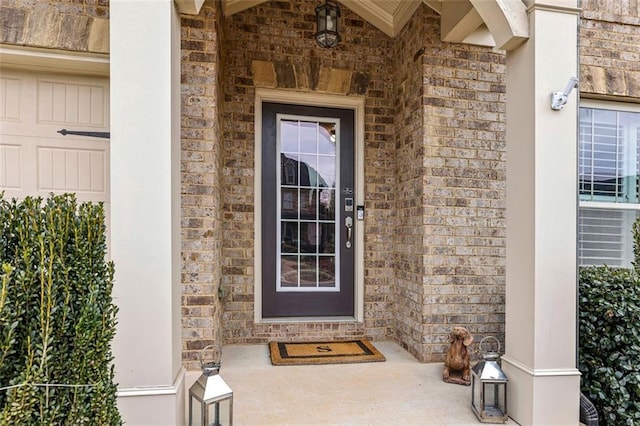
xmin=503 ymin=1 xmax=581 ymax=424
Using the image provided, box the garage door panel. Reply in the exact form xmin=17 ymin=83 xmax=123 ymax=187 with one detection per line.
xmin=38 ymin=79 xmax=107 ymax=127
xmin=0 ymin=135 xmax=37 ymax=194
xmin=38 ymin=146 xmax=107 ymax=194
xmin=1 ymin=69 xmax=109 ymax=207
xmin=0 ymin=144 xmax=22 ymax=188
xmin=1 ymin=71 xmax=108 ymax=138
xmin=0 ymin=77 xmax=21 ymax=121
xmin=1 ymin=67 xmax=109 ymax=229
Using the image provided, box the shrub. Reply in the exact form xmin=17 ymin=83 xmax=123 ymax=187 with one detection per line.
xmin=0 ymin=194 xmax=121 ymax=424
xmin=579 ymin=266 xmax=640 ymax=425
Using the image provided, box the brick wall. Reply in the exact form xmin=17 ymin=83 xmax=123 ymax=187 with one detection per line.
xmin=177 ymin=0 xmax=640 ymax=365
xmin=214 ymin=0 xmax=508 ymax=362
xmin=8 ymin=0 xmax=613 ymax=365
xmin=0 ymin=0 xmax=108 ymax=53
xmin=219 ymin=0 xmax=397 ymax=344
xmin=392 ymin=6 xmax=429 ymax=361
xmin=180 ymin=0 xmax=225 ymax=369
xmin=391 ymin=7 xmax=507 ymax=362
xmin=421 ymin=32 xmax=507 ymax=361
xmin=580 ymin=0 xmax=640 ymax=99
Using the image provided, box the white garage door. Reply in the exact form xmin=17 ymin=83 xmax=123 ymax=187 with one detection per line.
xmin=0 ymin=69 xmax=109 ymax=213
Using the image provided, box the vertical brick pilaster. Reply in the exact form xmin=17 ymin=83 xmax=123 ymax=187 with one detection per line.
xmin=181 ymin=0 xmax=225 ymax=370
xmin=393 ymin=6 xmax=429 ymax=361
xmin=419 ymin=35 xmax=507 ymax=362
xmin=392 ymin=7 xmax=507 ymax=362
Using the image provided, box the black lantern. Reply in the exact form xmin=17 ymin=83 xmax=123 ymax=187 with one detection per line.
xmin=471 ymin=337 xmax=508 ymax=423
xmin=315 ymin=1 xmax=341 ymax=48
xmin=189 ymin=345 xmax=233 ymax=426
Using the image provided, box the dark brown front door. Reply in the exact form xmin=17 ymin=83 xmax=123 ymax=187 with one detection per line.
xmin=262 ymin=102 xmax=355 ymax=317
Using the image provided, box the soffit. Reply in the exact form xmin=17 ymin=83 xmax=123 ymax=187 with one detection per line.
xmin=217 ymin=0 xmax=528 ymax=50
xmin=222 ymin=0 xmax=440 ymax=37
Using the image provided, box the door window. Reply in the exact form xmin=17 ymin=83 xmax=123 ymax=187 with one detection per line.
xmin=278 ymin=118 xmax=339 ymax=292
xmin=261 ymin=103 xmax=354 ymax=317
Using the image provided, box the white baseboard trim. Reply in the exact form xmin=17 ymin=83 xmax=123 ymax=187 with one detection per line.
xmin=117 ymin=367 xmax=186 ymax=398
xmin=501 ymin=355 xmax=581 ymax=378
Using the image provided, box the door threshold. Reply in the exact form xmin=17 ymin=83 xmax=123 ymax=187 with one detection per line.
xmin=259 ymin=316 xmax=358 ymax=324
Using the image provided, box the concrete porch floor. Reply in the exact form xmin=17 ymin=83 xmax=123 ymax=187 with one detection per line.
xmin=219 ymin=341 xmax=516 ymax=425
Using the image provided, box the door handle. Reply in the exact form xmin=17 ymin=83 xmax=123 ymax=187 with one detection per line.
xmin=345 ymin=216 xmax=353 ymax=249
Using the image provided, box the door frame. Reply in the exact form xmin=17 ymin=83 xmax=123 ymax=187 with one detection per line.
xmin=254 ymin=88 xmax=365 ymax=323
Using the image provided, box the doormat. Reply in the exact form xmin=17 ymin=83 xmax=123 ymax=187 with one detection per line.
xmin=269 ymin=339 xmax=386 ymax=366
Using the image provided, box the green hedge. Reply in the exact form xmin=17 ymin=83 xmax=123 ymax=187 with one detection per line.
xmin=579 ymin=266 xmax=640 ymax=425
xmin=0 ymin=194 xmax=121 ymax=424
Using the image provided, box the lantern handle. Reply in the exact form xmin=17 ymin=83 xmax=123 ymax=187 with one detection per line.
xmin=479 ymin=336 xmax=500 ymax=355
xmin=199 ymin=344 xmax=221 ymax=374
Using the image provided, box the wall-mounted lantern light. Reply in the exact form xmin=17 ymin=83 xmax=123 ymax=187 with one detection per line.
xmin=315 ymin=1 xmax=341 ymax=48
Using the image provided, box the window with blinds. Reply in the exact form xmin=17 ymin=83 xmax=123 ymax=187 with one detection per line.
xmin=579 ymin=121 xmax=623 ymax=200
xmin=579 ymin=109 xmax=640 ymax=203
xmin=578 ymin=207 xmax=638 ymax=267
xmin=578 ymin=105 xmax=640 ymax=267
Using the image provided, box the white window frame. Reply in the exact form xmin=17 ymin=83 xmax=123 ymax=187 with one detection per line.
xmin=275 ymin=114 xmax=341 ymax=293
xmin=579 ymin=99 xmax=640 ymax=267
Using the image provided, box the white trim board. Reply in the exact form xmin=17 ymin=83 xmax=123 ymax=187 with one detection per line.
xmin=117 ymin=367 xmax=186 ymax=397
xmin=0 ymin=45 xmax=109 ymax=76
xmin=501 ymin=355 xmax=581 ymax=378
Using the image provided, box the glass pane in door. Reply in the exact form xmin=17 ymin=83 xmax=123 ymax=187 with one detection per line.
xmin=277 ymin=118 xmax=338 ymax=292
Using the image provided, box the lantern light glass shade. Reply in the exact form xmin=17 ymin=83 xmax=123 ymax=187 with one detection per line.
xmin=471 ymin=356 xmax=508 ymax=423
xmin=315 ymin=1 xmax=341 ymax=48
xmin=189 ymin=373 xmax=233 ymax=426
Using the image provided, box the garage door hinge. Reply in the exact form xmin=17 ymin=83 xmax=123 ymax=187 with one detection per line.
xmin=57 ymin=129 xmax=110 ymax=139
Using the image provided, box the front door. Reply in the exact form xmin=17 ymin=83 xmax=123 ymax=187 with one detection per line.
xmin=262 ymin=102 xmax=355 ymax=317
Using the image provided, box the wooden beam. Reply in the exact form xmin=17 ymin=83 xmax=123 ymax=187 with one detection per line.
xmin=469 ymin=0 xmax=528 ymax=50
xmin=174 ymin=0 xmax=205 ymax=15
xmin=440 ymin=0 xmax=485 ymax=43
